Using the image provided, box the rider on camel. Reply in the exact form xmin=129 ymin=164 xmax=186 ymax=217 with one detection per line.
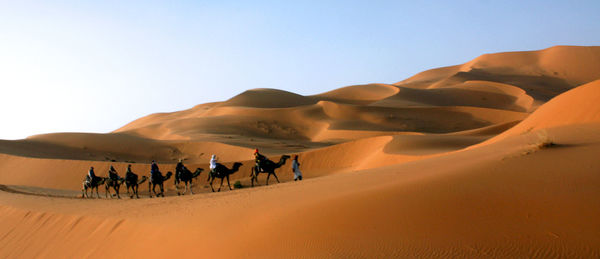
xmin=87 ymin=166 xmax=97 ymax=184
xmin=254 ymin=149 xmax=266 ymax=173
xmin=176 ymin=159 xmax=185 ymax=173
xmin=209 ymin=155 xmax=218 ymax=176
xmin=108 ymin=165 xmax=120 ymax=181
xmin=126 ymin=164 xmax=134 ymax=177
xmin=150 ymin=160 xmax=160 ymax=180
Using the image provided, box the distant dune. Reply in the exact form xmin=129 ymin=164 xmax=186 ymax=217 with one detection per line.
xmin=1 ymin=46 xmax=599 ymax=258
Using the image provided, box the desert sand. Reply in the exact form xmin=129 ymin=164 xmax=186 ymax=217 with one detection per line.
xmin=0 ymin=45 xmax=599 ymax=258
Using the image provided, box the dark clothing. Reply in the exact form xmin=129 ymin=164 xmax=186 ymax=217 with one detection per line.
xmin=255 ymin=153 xmax=267 ymax=172
xmin=125 ymin=167 xmax=134 ymax=181
xmin=255 ymin=153 xmax=266 ymax=162
xmin=176 ymin=162 xmax=185 ymax=175
xmin=151 ymin=162 xmax=160 ymax=181
xmin=88 ymin=168 xmax=96 ymax=179
xmin=87 ymin=168 xmax=97 ymax=184
xmin=108 ymin=167 xmax=120 ymax=181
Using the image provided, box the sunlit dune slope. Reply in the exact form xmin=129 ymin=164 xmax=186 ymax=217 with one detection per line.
xmin=397 ymin=46 xmax=600 ymax=104
xmin=483 ymin=79 xmax=600 ymax=144
xmin=109 ymin=46 xmax=598 ymax=144
xmin=1 ymin=122 xmax=599 ymax=258
xmin=1 ymin=46 xmax=600 ymax=258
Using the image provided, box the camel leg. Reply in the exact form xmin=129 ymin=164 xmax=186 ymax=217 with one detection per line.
xmin=251 ymin=168 xmax=258 ymax=187
xmin=266 ymin=173 xmax=270 ymax=185
xmin=159 ymin=184 xmax=165 ymax=197
xmin=227 ymin=176 xmax=232 ymax=190
xmin=210 ymin=177 xmax=215 ymax=192
xmin=128 ymin=185 xmax=133 ymax=199
xmin=149 ymin=182 xmax=153 ymax=198
xmin=218 ymin=178 xmax=224 ymax=192
xmin=189 ymin=182 xmax=194 ymax=195
xmin=273 ymin=172 xmax=280 ymax=183
xmin=96 ymin=187 xmax=100 ymax=199
xmin=115 ymin=186 xmax=120 ymax=199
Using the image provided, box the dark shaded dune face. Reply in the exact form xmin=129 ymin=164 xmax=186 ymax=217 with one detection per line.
xmin=372 ymin=81 xmax=533 ymax=112
xmin=396 ymin=46 xmax=600 ymax=103
xmin=318 ymin=100 xmax=526 ymax=133
xmin=485 ymin=79 xmax=600 ymax=144
xmin=431 ymin=69 xmax=574 ymax=102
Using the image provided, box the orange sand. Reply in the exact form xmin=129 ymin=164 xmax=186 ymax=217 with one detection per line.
xmin=0 ymin=45 xmax=599 ymax=258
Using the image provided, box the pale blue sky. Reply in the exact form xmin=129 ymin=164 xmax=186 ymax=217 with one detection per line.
xmin=1 ymin=1 xmax=599 ymax=140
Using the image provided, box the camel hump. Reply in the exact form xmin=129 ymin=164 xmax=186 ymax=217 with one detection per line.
xmin=261 ymin=159 xmax=274 ymax=167
xmin=214 ymin=163 xmax=226 ymax=170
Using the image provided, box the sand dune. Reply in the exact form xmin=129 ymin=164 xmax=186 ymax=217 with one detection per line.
xmin=313 ymin=83 xmax=399 ymax=105
xmin=489 ymin=79 xmax=600 ymax=142
xmin=1 ymin=46 xmax=600 ymax=258
xmin=398 ymin=46 xmax=600 ymax=105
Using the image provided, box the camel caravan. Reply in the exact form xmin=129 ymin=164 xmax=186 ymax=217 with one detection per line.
xmin=81 ymin=149 xmax=298 ymax=199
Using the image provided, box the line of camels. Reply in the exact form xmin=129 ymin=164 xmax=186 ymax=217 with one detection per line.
xmin=82 ymin=155 xmax=291 ymax=199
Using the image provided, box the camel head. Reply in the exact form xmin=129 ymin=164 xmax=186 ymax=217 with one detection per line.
xmin=193 ymin=168 xmax=204 ymax=178
xmin=231 ymin=162 xmax=243 ymax=173
xmin=275 ymin=155 xmax=291 ymax=168
xmin=138 ymin=176 xmax=147 ymax=185
xmin=165 ymin=171 xmax=173 ymax=180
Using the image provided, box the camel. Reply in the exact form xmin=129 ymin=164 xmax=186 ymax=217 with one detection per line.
xmin=149 ymin=171 xmax=173 ymax=198
xmin=82 ymin=176 xmax=106 ymax=198
xmin=250 ymin=155 xmax=290 ymax=187
xmin=125 ymin=171 xmax=147 ymax=199
xmin=175 ymin=167 xmax=204 ymax=195
xmin=105 ymin=177 xmax=125 ymax=199
xmin=207 ymin=162 xmax=243 ymax=192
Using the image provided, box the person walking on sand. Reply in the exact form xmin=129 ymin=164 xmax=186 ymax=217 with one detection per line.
xmin=292 ymin=155 xmax=303 ymax=181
